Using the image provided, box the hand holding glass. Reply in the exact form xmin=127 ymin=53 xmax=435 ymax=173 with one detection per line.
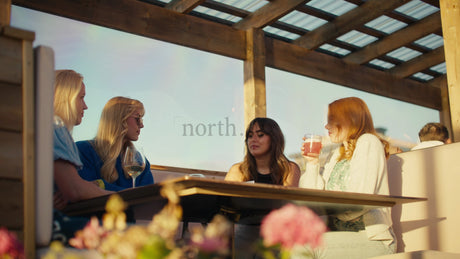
xmin=302 ymin=134 xmax=322 ymax=157
xmin=123 ymin=145 xmax=146 ymax=188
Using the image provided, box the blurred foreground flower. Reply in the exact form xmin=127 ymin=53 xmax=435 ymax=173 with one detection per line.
xmin=258 ymin=203 xmax=327 ymax=259
xmin=0 ymin=227 xmax=24 ymax=259
xmin=189 ymin=214 xmax=232 ymax=258
xmin=66 ymin=183 xmax=231 ymax=258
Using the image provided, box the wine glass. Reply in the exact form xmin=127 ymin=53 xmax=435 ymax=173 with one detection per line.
xmin=123 ymin=145 xmax=146 ymax=188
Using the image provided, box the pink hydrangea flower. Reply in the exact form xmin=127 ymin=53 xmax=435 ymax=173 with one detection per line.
xmin=0 ymin=227 xmax=24 ymax=258
xmin=69 ymin=217 xmax=108 ymax=249
xmin=189 ymin=214 xmax=232 ymax=255
xmin=260 ymin=203 xmax=326 ymax=250
xmin=191 ymin=237 xmax=228 ymax=253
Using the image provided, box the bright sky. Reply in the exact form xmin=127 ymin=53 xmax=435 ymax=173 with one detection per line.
xmin=11 ymin=6 xmax=439 ymax=172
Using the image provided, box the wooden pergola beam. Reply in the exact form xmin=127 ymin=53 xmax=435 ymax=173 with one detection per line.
xmin=293 ymin=0 xmax=410 ymax=50
xmin=165 ymin=0 xmax=204 ymax=14
xmin=11 ymin=0 xmax=442 ymax=110
xmin=244 ymin=28 xmax=266 ymax=127
xmin=389 ymin=46 xmax=445 ymax=78
xmin=233 ymin=0 xmax=307 ymax=30
xmin=13 ymin=0 xmax=247 ymax=60
xmin=344 ymin=12 xmax=442 ymax=65
xmin=0 ymin=0 xmax=11 ymax=26
xmin=266 ymin=37 xmax=441 ymax=110
xmin=440 ymin=0 xmax=460 ymax=141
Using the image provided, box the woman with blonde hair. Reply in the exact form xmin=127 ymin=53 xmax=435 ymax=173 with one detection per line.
xmin=54 ymin=70 xmax=86 ymax=131
xmin=53 ymin=69 xmax=113 ymax=204
xmin=299 ymin=97 xmax=395 ymax=258
xmin=53 ymin=69 xmax=113 ymax=243
xmin=77 ymin=96 xmax=154 ymax=191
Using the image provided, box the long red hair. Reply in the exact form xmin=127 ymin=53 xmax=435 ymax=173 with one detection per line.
xmin=328 ymin=97 xmax=389 ymax=160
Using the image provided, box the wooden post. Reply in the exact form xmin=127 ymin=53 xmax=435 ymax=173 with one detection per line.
xmin=1 ymin=26 xmax=36 ymax=258
xmin=243 ymin=28 xmax=266 ymax=129
xmin=0 ymin=0 xmax=11 ymax=27
xmin=438 ymin=76 xmax=453 ymax=139
xmin=429 ymin=75 xmax=453 ymax=137
xmin=440 ymin=0 xmax=460 ymax=142
xmin=22 ymin=38 xmax=35 ymax=259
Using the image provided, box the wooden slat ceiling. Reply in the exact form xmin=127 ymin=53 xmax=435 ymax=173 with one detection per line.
xmin=12 ymin=0 xmax=445 ymax=110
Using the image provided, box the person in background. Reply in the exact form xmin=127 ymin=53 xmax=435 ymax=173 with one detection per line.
xmin=53 ymin=69 xmax=113 ymax=242
xmin=299 ymin=97 xmax=395 ymax=259
xmin=225 ymin=117 xmax=300 ymax=259
xmin=225 ymin=117 xmax=300 ymax=186
xmin=411 ymin=122 xmax=451 ymax=151
xmin=77 ymin=96 xmax=154 ymax=191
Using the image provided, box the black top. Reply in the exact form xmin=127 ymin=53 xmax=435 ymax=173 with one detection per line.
xmin=255 ymin=172 xmax=274 ymax=184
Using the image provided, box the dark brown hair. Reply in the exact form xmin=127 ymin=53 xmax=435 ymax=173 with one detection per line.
xmin=418 ymin=122 xmax=449 ymax=143
xmin=239 ymin=117 xmax=291 ymax=184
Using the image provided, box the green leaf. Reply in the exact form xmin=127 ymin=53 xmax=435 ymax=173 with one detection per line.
xmin=137 ymin=235 xmax=171 ymax=259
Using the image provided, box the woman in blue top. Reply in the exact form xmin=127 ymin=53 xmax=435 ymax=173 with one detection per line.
xmin=76 ymin=96 xmax=154 ymax=191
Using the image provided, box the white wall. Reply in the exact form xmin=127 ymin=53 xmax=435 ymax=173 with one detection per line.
xmin=388 ymin=142 xmax=460 ymax=253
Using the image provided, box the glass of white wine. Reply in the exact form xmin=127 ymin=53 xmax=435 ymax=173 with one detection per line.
xmin=123 ymin=145 xmax=146 ymax=188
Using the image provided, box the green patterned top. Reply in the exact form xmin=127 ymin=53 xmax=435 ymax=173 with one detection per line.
xmin=326 ymin=159 xmax=350 ymax=191
xmin=326 ymin=159 xmax=365 ymax=231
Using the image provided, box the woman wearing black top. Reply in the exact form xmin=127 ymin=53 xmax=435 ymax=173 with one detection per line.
xmin=225 ymin=117 xmax=300 ymax=259
xmin=225 ymin=117 xmax=300 ymax=186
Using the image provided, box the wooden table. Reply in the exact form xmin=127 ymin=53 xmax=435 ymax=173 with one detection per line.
xmin=64 ymin=176 xmax=426 ymax=224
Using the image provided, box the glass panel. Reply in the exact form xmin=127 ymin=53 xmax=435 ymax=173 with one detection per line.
xmin=395 ymin=0 xmax=439 ymax=20
xmin=430 ymin=63 xmax=446 ymax=74
xmin=279 ymin=10 xmax=327 ymax=31
xmin=306 ymin=0 xmax=356 ymax=16
xmin=412 ymin=72 xmax=434 ymax=81
xmin=263 ymin=26 xmax=301 ymax=41
xmin=368 ymin=59 xmax=395 ymax=69
xmin=214 ymin=0 xmax=268 ymax=12
xmin=365 ymin=15 xmax=407 ymax=34
xmin=337 ymin=30 xmax=378 ymax=47
xmin=318 ymin=44 xmax=351 ymax=56
xmin=386 ymin=47 xmax=422 ymax=61
xmin=415 ymin=34 xmax=444 ymax=49
xmin=193 ymin=6 xmax=243 ymax=23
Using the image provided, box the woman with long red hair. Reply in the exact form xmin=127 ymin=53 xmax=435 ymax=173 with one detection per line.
xmin=300 ymin=97 xmax=395 ymax=258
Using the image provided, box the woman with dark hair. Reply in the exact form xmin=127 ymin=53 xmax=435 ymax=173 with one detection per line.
xmin=300 ymin=97 xmax=395 ymax=258
xmin=225 ymin=117 xmax=300 ymax=186
xmin=225 ymin=117 xmax=300 ymax=259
